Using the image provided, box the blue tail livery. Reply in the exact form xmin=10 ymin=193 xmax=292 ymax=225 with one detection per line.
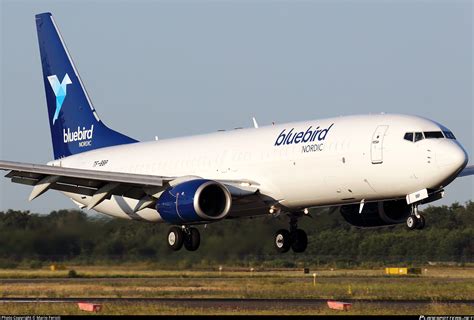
xmin=35 ymin=12 xmax=137 ymax=160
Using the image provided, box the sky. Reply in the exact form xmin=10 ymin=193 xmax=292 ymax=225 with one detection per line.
xmin=0 ymin=0 xmax=472 ymax=213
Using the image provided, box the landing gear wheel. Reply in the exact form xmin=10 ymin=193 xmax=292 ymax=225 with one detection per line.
xmin=416 ymin=214 xmax=425 ymax=230
xmin=406 ymin=215 xmax=417 ymax=230
xmin=291 ymin=229 xmax=308 ymax=253
xmin=183 ymin=227 xmax=201 ymax=251
xmin=167 ymin=227 xmax=184 ymax=251
xmin=274 ymin=229 xmax=291 ymax=253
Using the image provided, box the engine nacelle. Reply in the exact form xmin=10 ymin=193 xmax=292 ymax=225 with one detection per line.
xmin=156 ymin=179 xmax=232 ymax=224
xmin=340 ymin=200 xmax=411 ymax=227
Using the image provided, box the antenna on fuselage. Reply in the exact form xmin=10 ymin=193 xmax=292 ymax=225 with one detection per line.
xmin=252 ymin=117 xmax=259 ymax=129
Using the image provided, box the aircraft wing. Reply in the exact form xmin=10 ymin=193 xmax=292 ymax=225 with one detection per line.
xmin=458 ymin=164 xmax=474 ymax=178
xmin=0 ymin=160 xmax=260 ymax=211
xmin=0 ymin=160 xmax=174 ymax=209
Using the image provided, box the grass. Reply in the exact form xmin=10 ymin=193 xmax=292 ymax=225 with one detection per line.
xmin=0 ymin=265 xmax=472 ymax=314
xmin=0 ymin=265 xmax=472 ymax=279
xmin=0 ymin=277 xmax=471 ymax=300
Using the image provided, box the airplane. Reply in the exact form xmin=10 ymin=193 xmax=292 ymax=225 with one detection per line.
xmin=1 ymin=12 xmax=472 ymax=253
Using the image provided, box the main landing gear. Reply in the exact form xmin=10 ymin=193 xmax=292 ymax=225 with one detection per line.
xmin=406 ymin=204 xmax=425 ymax=230
xmin=167 ymin=226 xmax=200 ymax=251
xmin=274 ymin=215 xmax=308 ymax=253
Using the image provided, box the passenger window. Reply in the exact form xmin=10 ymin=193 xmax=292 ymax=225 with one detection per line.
xmin=414 ymin=132 xmax=424 ymax=142
xmin=424 ymin=131 xmax=444 ymax=139
xmin=404 ymin=132 xmax=414 ymax=142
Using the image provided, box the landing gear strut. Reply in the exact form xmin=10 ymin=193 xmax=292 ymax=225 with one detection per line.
xmin=167 ymin=226 xmax=201 ymax=251
xmin=406 ymin=204 xmax=425 ymax=230
xmin=274 ymin=215 xmax=308 ymax=253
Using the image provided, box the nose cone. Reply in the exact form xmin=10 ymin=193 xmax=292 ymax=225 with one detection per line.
xmin=436 ymin=142 xmax=468 ymax=174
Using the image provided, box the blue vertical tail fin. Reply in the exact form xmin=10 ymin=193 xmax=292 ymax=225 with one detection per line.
xmin=35 ymin=12 xmax=137 ymax=160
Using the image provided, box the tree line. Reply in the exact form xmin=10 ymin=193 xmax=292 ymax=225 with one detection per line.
xmin=0 ymin=202 xmax=472 ymax=268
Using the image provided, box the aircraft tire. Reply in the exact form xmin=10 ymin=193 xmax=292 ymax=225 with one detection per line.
xmin=274 ymin=229 xmax=291 ymax=253
xmin=167 ymin=226 xmax=184 ymax=251
xmin=184 ymin=227 xmax=200 ymax=251
xmin=406 ymin=215 xmax=417 ymax=230
xmin=416 ymin=214 xmax=426 ymax=230
xmin=291 ymin=229 xmax=308 ymax=253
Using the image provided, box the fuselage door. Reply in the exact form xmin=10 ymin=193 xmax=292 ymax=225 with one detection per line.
xmin=371 ymin=125 xmax=389 ymax=164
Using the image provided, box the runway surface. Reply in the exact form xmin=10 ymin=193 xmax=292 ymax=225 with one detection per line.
xmin=0 ymin=297 xmax=471 ymax=307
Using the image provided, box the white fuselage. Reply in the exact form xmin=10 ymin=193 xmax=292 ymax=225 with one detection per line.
xmin=54 ymin=114 xmax=468 ymax=222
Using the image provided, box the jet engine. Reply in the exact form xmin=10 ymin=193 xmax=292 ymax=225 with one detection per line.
xmin=340 ymin=200 xmax=411 ymax=227
xmin=156 ymin=179 xmax=232 ymax=224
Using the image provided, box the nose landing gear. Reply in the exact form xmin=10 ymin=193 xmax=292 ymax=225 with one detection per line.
xmin=406 ymin=204 xmax=426 ymax=230
xmin=274 ymin=215 xmax=308 ymax=253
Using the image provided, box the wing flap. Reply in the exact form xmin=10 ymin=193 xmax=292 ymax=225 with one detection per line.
xmin=7 ymin=169 xmax=103 ymax=188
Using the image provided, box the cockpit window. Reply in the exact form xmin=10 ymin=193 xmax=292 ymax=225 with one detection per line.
xmin=404 ymin=132 xmax=414 ymax=142
xmin=414 ymin=132 xmax=424 ymax=142
xmin=404 ymin=132 xmax=424 ymax=142
xmin=443 ymin=131 xmax=456 ymax=139
xmin=404 ymin=130 xmax=455 ymax=142
xmin=424 ymin=131 xmax=444 ymax=139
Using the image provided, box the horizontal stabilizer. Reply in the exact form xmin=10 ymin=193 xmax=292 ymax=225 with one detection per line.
xmin=458 ymin=165 xmax=474 ymax=178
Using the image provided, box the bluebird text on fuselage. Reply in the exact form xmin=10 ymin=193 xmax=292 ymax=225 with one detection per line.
xmin=274 ymin=124 xmax=334 ymax=146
